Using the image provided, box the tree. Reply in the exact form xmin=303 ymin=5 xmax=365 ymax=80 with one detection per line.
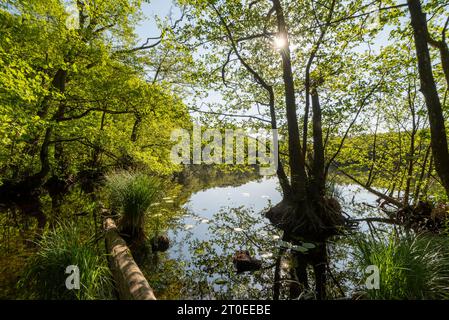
xmin=407 ymin=0 xmax=449 ymax=198
xmin=175 ymin=0 xmax=400 ymax=299
xmin=0 ymin=0 xmax=190 ymax=228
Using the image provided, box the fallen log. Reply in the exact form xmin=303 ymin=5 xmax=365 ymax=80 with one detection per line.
xmin=104 ymin=218 xmax=156 ymax=300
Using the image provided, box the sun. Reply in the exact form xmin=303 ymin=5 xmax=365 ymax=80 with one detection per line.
xmin=273 ymin=35 xmax=288 ymax=49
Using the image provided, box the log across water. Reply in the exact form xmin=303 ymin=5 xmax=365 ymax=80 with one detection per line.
xmin=104 ymin=218 xmax=156 ymax=300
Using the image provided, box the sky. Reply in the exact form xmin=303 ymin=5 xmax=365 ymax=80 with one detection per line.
xmin=132 ymin=0 xmax=397 ymax=124
xmin=135 ymin=0 xmax=395 ymax=50
xmin=135 ymin=0 xmax=178 ymax=43
xmin=135 ymin=0 xmax=228 ymax=122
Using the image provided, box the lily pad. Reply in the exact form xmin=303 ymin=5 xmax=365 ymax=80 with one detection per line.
xmin=292 ymin=245 xmax=308 ymax=253
xmin=214 ymin=279 xmax=227 ymax=285
xmin=302 ymin=242 xmax=316 ymax=249
xmin=278 ymin=240 xmax=292 ymax=249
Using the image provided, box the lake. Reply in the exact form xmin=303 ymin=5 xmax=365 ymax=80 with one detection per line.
xmin=144 ymin=173 xmax=388 ymax=299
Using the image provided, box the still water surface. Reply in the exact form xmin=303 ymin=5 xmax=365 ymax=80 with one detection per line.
xmin=149 ymin=175 xmax=385 ymax=299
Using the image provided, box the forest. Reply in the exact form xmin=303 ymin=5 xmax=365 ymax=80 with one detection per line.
xmin=1 ymin=0 xmax=449 ymax=301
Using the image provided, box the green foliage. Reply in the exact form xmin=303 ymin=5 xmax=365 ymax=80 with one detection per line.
xmin=352 ymin=233 xmax=449 ymax=299
xmin=106 ymin=171 xmax=161 ymax=231
xmin=2 ymin=0 xmax=449 ymax=301
xmin=19 ymin=222 xmax=113 ymax=300
xmin=0 ymin=0 xmax=190 ymax=185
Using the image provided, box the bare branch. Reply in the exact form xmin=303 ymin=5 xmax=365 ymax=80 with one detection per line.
xmin=59 ymin=108 xmax=135 ymax=121
xmin=325 ymin=79 xmax=383 ymax=177
xmin=189 ymin=107 xmax=271 ymax=123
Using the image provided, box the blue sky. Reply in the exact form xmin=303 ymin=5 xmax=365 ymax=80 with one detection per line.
xmin=135 ymin=0 xmax=178 ymax=42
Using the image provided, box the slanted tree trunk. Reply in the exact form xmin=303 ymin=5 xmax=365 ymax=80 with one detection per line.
xmin=407 ymin=0 xmax=449 ymax=198
xmin=267 ymin=87 xmax=293 ymax=198
xmin=414 ymin=144 xmax=431 ymax=204
xmin=104 ymin=218 xmax=156 ymax=300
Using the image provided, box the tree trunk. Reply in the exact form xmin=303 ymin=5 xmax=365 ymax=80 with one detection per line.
xmin=440 ymin=42 xmax=449 ymax=88
xmin=131 ymin=115 xmax=142 ymax=142
xmin=104 ymin=218 xmax=156 ymax=300
xmin=428 ymin=36 xmax=449 ymax=89
xmin=35 ymin=69 xmax=68 ymax=182
xmin=268 ymin=87 xmax=292 ymax=198
xmin=272 ymin=0 xmax=307 ymax=200
xmin=414 ymin=144 xmax=431 ymax=204
xmin=407 ymin=0 xmax=449 ymax=197
xmin=311 ymin=88 xmax=325 ymax=196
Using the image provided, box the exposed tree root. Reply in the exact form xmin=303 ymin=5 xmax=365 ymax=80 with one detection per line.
xmin=397 ymin=201 xmax=449 ymax=234
xmin=265 ymin=196 xmax=347 ymax=299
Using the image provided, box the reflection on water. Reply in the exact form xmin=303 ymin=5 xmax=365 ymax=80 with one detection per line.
xmin=0 ymin=165 xmax=392 ymax=299
xmin=144 ymin=171 xmax=391 ymax=300
xmin=171 ymin=177 xmax=282 ymax=260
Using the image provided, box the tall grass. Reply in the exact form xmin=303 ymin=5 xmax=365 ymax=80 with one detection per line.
xmin=352 ymin=233 xmax=449 ymax=299
xmin=105 ymin=171 xmax=160 ymax=238
xmin=19 ymin=222 xmax=114 ymax=300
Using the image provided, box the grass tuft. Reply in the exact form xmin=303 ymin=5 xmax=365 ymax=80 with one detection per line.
xmin=105 ymin=171 xmax=160 ymax=239
xmin=352 ymin=233 xmax=449 ymax=299
xmin=19 ymin=221 xmax=114 ymax=300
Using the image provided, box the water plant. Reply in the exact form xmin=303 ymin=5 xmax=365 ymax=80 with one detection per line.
xmin=19 ymin=221 xmax=113 ymax=300
xmin=352 ymin=232 xmax=449 ymax=299
xmin=105 ymin=171 xmax=161 ymax=245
